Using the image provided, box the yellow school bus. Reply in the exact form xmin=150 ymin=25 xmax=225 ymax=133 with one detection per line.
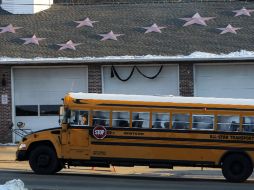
xmin=16 ymin=93 xmax=254 ymax=182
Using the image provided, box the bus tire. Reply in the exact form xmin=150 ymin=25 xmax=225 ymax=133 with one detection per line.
xmin=55 ymin=162 xmax=64 ymax=173
xmin=29 ymin=145 xmax=59 ymax=175
xmin=222 ymin=153 xmax=253 ymax=183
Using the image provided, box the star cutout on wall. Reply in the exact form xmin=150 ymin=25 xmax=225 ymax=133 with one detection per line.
xmin=74 ymin=17 xmax=98 ymax=28
xmin=98 ymin=31 xmax=124 ymax=41
xmin=217 ymin=24 xmax=241 ymax=34
xmin=0 ymin=24 xmax=22 ymax=34
xmin=57 ymin=40 xmax=81 ymax=50
xmin=233 ymin=7 xmax=254 ymax=17
xmin=179 ymin=13 xmax=215 ymax=26
xmin=20 ymin=34 xmax=46 ymax=45
xmin=142 ymin=23 xmax=166 ymax=33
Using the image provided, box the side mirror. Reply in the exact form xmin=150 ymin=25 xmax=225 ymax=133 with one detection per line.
xmin=59 ymin=106 xmax=64 ymax=116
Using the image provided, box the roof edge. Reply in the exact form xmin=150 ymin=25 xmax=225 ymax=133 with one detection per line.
xmin=1 ymin=50 xmax=254 ymax=64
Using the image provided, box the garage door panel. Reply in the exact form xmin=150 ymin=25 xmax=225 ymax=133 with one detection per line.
xmin=13 ymin=67 xmax=88 ymax=141
xmin=195 ymin=64 xmax=254 ymax=98
xmin=103 ymin=65 xmax=178 ymax=95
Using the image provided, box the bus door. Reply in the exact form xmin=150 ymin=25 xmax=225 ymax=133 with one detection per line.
xmin=63 ymin=110 xmax=90 ymax=159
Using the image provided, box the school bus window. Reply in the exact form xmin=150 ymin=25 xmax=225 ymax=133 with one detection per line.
xmin=69 ymin=110 xmax=89 ymax=126
xmin=92 ymin=110 xmax=110 ymax=127
xmin=217 ymin=115 xmax=240 ymax=132
xmin=172 ymin=113 xmax=190 ymax=130
xmin=112 ymin=111 xmax=130 ymax=128
xmin=132 ymin=112 xmax=149 ymax=128
xmin=243 ymin=116 xmax=254 ymax=132
xmin=152 ymin=112 xmax=170 ymax=129
xmin=192 ymin=115 xmax=214 ymax=130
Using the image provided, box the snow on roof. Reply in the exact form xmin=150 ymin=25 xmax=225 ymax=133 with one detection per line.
xmin=1 ymin=50 xmax=254 ymax=64
xmin=69 ymin=93 xmax=254 ymax=106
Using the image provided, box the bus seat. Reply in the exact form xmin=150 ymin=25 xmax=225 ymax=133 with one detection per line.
xmin=230 ymin=121 xmax=239 ymax=131
xmin=119 ymin=120 xmax=129 ymax=127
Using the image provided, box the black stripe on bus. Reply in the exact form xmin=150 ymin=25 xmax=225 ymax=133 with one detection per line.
xmin=70 ymin=126 xmax=254 ymax=136
xmin=96 ymin=103 xmax=254 ymax=112
xmin=91 ymin=141 xmax=254 ymax=151
xmin=90 ymin=157 xmax=215 ymax=166
xmin=105 ymin=135 xmax=254 ymax=144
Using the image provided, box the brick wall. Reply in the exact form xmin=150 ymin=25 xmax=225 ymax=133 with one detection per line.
xmin=88 ymin=64 xmax=102 ymax=93
xmin=179 ymin=63 xmax=194 ymax=97
xmin=0 ymin=66 xmax=12 ymax=143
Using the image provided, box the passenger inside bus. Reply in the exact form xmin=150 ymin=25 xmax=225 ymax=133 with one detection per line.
xmin=132 ymin=114 xmax=143 ymax=128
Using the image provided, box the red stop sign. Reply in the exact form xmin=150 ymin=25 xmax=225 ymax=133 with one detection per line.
xmin=93 ymin=125 xmax=107 ymax=139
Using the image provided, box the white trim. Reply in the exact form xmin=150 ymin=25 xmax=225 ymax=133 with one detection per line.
xmin=176 ymin=64 xmax=180 ymax=96
xmin=101 ymin=64 xmax=179 ymax=95
xmin=10 ymin=67 xmax=15 ymax=143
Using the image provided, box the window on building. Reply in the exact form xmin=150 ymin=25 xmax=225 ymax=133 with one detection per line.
xmin=172 ymin=113 xmax=190 ymax=130
xmin=112 ymin=111 xmax=130 ymax=128
xmin=152 ymin=112 xmax=170 ymax=129
xmin=16 ymin=105 xmax=38 ymax=116
xmin=40 ymin=105 xmax=61 ymax=116
xmin=243 ymin=116 xmax=254 ymax=133
xmin=92 ymin=111 xmax=110 ymax=127
xmin=217 ymin=115 xmax=240 ymax=132
xmin=132 ymin=112 xmax=149 ymax=128
xmin=192 ymin=115 xmax=214 ymax=130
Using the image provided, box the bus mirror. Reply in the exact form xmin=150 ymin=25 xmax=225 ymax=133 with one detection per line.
xmin=59 ymin=106 xmax=64 ymax=116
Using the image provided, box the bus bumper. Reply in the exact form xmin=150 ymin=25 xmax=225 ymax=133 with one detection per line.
xmin=16 ymin=150 xmax=27 ymax=161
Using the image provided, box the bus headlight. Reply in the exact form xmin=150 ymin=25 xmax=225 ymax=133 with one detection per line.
xmin=18 ymin=143 xmax=27 ymax=150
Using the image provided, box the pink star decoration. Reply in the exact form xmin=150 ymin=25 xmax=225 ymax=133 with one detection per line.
xmin=98 ymin=31 xmax=124 ymax=41
xmin=0 ymin=24 xmax=22 ymax=34
xmin=217 ymin=24 xmax=241 ymax=34
xmin=20 ymin=34 xmax=46 ymax=45
xmin=142 ymin=23 xmax=166 ymax=33
xmin=233 ymin=7 xmax=254 ymax=17
xmin=57 ymin=40 xmax=81 ymax=50
xmin=179 ymin=13 xmax=215 ymax=26
xmin=74 ymin=17 xmax=98 ymax=28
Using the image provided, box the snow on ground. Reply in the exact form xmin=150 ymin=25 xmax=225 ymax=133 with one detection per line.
xmin=1 ymin=50 xmax=254 ymax=63
xmin=0 ymin=179 xmax=27 ymax=190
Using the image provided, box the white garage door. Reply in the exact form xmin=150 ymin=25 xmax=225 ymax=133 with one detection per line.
xmin=13 ymin=67 xmax=88 ymax=139
xmin=103 ymin=65 xmax=179 ymax=95
xmin=195 ymin=64 xmax=254 ymax=98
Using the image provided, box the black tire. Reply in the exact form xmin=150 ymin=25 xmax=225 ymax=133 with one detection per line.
xmin=55 ymin=161 xmax=64 ymax=173
xmin=29 ymin=145 xmax=59 ymax=175
xmin=222 ymin=154 xmax=253 ymax=182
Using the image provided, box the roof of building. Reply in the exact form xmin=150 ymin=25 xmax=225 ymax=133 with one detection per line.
xmin=0 ymin=1 xmax=254 ymax=60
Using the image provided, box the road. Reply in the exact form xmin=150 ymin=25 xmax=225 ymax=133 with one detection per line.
xmin=0 ymin=169 xmax=254 ymax=190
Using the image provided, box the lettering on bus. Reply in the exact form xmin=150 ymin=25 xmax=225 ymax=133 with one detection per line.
xmin=210 ymin=134 xmax=254 ymax=141
xmin=123 ymin=132 xmax=144 ymax=136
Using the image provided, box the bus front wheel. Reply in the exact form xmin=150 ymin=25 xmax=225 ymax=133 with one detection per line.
xmin=29 ymin=145 xmax=59 ymax=175
xmin=222 ymin=153 xmax=253 ymax=182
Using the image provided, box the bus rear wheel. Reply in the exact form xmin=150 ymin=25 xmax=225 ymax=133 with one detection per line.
xmin=222 ymin=153 xmax=253 ymax=182
xmin=29 ymin=145 xmax=59 ymax=175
